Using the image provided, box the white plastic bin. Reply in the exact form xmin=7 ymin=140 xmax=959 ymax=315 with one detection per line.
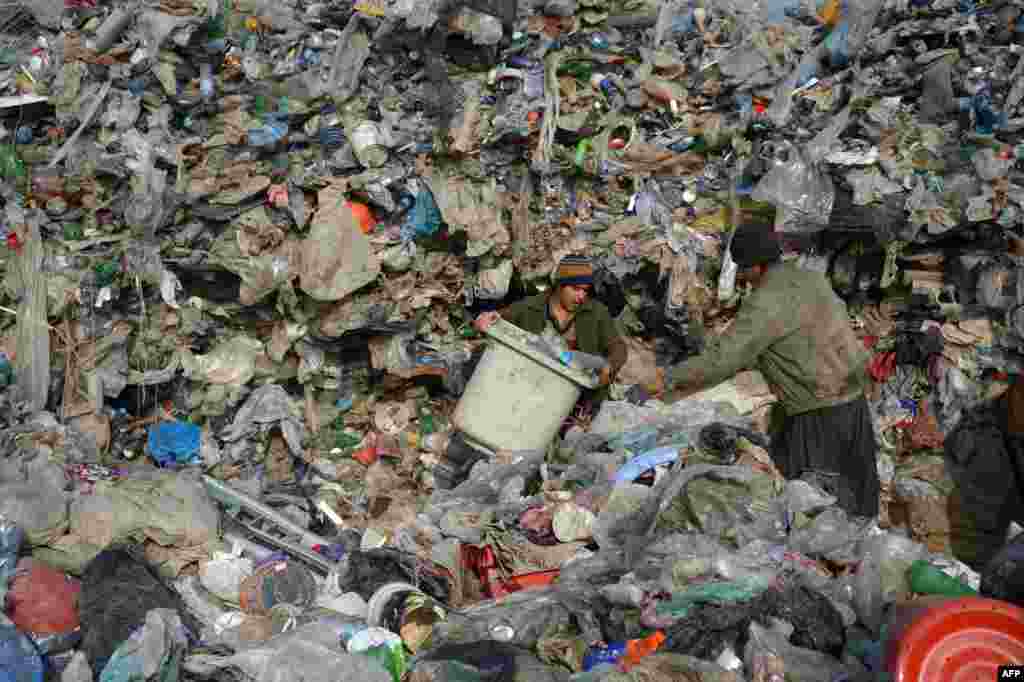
xmin=452 ymin=319 xmax=598 ymax=452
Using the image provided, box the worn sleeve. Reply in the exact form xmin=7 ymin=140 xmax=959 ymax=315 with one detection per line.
xmin=597 ymin=307 xmax=628 ymax=375
xmin=668 ymin=287 xmax=794 ymax=394
xmin=498 ymin=299 xmax=533 ymax=330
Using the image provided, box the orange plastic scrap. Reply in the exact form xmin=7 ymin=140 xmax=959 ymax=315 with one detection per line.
xmin=621 ymin=631 xmax=667 ymax=670
xmin=345 ymin=201 xmax=377 ymax=234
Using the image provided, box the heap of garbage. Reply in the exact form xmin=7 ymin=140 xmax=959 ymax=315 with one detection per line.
xmin=2 ymin=0 xmax=1024 ymax=679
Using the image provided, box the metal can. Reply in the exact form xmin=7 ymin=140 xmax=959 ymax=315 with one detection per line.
xmin=350 ymin=121 xmax=388 ymax=168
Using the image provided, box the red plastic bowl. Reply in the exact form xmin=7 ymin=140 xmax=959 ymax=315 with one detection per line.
xmin=884 ymin=596 xmax=1024 ymax=682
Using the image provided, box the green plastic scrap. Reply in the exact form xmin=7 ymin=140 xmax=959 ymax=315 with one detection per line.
xmin=654 ymin=578 xmax=771 ymax=620
xmin=95 ymin=261 xmax=120 ymax=287
xmin=0 ymin=145 xmax=26 ymax=180
xmin=360 ymin=643 xmax=407 ymax=682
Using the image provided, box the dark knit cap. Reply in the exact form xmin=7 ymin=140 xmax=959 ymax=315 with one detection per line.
xmin=729 ymin=223 xmax=782 ymax=267
xmin=554 ymin=255 xmax=594 ymax=287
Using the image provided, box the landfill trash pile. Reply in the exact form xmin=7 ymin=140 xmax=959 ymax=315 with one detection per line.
xmin=2 ymin=0 xmax=1024 ymax=679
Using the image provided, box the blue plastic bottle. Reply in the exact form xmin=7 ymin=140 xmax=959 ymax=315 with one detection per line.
xmin=582 ymin=642 xmax=626 ymax=672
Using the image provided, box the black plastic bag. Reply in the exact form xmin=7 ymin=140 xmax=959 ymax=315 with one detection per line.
xmin=981 ymin=532 xmax=1024 ymax=608
xmin=335 ymin=548 xmax=453 ymax=603
xmin=662 ymin=582 xmax=846 ymax=661
xmin=78 ymin=548 xmax=198 ymax=674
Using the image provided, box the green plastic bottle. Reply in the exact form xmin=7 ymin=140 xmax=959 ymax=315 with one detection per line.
xmin=907 ymin=560 xmax=978 ymax=597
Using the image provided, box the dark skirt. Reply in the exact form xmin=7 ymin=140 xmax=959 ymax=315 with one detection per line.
xmin=772 ymin=396 xmax=881 ymax=518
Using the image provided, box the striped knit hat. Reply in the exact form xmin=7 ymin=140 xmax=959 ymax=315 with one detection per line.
xmin=553 ymin=255 xmax=594 ymax=287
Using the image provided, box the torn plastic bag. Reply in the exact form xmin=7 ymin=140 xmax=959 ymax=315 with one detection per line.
xmin=0 ymin=612 xmax=43 ymax=682
xmin=787 ymin=507 xmax=873 ymax=564
xmin=0 ymin=464 xmax=68 ymax=548
xmin=200 ymin=549 xmax=255 ymax=604
xmin=0 ymin=516 xmax=22 ymax=605
xmin=327 ymin=15 xmax=371 ymax=103
xmin=594 ymin=463 xmax=783 ymax=556
xmin=98 ymin=609 xmax=188 ymax=682
xmin=37 ymin=470 xmax=219 ymax=577
xmin=219 ymin=384 xmax=305 ymax=458
xmin=61 ymin=652 xmax=92 ymax=682
xmin=752 ymin=143 xmax=834 ymax=232
xmin=183 ymin=621 xmax=391 ymax=682
xmin=299 ymin=181 xmax=380 ymax=302
xmin=424 ymin=172 xmax=509 ymax=257
xmin=852 ymin=531 xmax=926 ymax=635
xmin=258 ymin=622 xmax=393 ymax=679
xmin=427 ymin=589 xmax=573 ymax=650
xmin=783 ymin=479 xmax=836 ymax=515
xmin=744 ymin=620 xmax=860 ymax=682
xmin=474 ymin=260 xmax=514 ymax=302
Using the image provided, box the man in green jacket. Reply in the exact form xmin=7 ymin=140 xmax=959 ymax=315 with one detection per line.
xmin=475 ymin=255 xmax=628 ymax=412
xmin=664 ymin=224 xmax=880 ymax=518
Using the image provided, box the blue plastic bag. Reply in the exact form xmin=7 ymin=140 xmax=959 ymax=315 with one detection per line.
xmin=614 ymin=446 xmax=683 ymax=483
xmin=0 ymin=615 xmax=43 ymax=682
xmin=147 ymin=421 xmax=202 ymax=468
xmin=401 ymin=188 xmax=442 ymax=241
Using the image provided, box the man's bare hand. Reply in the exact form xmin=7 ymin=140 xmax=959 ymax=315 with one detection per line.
xmin=652 ymin=368 xmax=666 ymax=398
xmin=474 ymin=311 xmax=500 ymax=332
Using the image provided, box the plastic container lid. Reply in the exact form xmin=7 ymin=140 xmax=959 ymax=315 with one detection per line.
xmin=884 ymin=597 xmax=1024 ymax=682
xmin=483 ymin=319 xmax=598 ymax=390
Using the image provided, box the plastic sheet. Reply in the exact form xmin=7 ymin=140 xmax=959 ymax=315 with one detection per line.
xmin=743 ymin=620 xmax=858 ymax=682
xmin=788 ymin=508 xmax=873 ymax=564
xmin=752 ymin=144 xmax=835 ymax=232
xmin=852 ymin=531 xmax=926 ymax=635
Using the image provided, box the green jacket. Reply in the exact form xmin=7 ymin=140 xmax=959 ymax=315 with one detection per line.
xmin=668 ymin=262 xmax=869 ymax=415
xmin=500 ymin=294 xmax=629 ymax=376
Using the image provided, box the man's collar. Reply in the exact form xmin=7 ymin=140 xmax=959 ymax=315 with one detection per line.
xmin=527 ymin=292 xmax=593 ymax=313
